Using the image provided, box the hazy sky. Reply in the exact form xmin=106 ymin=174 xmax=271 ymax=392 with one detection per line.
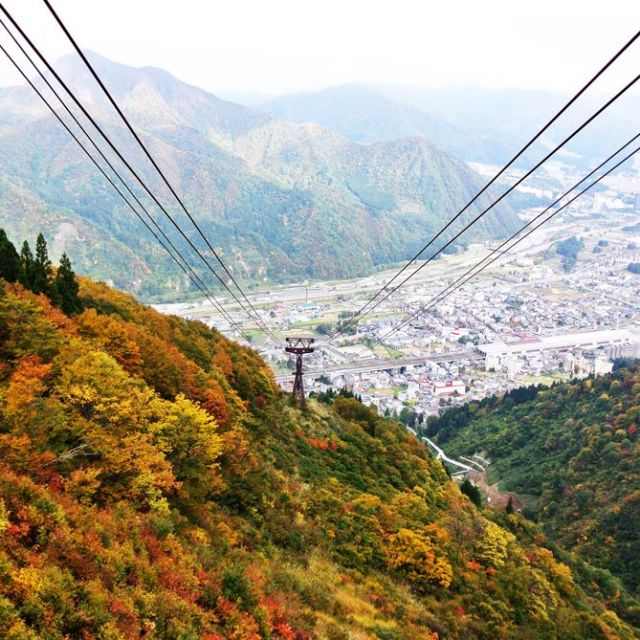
xmin=0 ymin=0 xmax=639 ymax=96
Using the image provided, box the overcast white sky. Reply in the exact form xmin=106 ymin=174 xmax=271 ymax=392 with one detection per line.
xmin=0 ymin=0 xmax=639 ymax=96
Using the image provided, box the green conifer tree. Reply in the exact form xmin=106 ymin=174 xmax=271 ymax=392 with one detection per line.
xmin=31 ymin=233 xmax=53 ymax=295
xmin=506 ymin=496 xmax=514 ymax=514
xmin=20 ymin=240 xmax=34 ymax=288
xmin=54 ymin=252 xmax=83 ymax=315
xmin=0 ymin=229 xmax=23 ymax=283
xmin=460 ymin=478 xmax=483 ymax=508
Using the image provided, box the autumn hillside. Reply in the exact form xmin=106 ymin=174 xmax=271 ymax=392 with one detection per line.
xmin=0 ymin=274 xmax=638 ymax=639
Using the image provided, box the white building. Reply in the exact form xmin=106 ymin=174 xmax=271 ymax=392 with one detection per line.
xmin=431 ymin=380 xmax=466 ymax=396
xmin=479 ymin=328 xmax=640 ymax=370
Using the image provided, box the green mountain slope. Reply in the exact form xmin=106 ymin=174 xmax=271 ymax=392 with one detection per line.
xmin=0 ymin=53 xmax=519 ymax=299
xmin=0 ymin=269 xmax=638 ymax=638
xmin=426 ymin=370 xmax=640 ymax=600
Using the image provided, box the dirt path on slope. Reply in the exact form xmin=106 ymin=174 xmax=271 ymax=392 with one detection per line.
xmin=470 ymin=469 xmax=525 ymax=511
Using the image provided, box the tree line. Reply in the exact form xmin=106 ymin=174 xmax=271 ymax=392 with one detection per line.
xmin=0 ymin=229 xmax=82 ymax=315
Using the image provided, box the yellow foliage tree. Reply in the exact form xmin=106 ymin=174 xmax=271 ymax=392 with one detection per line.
xmin=56 ymin=349 xmax=159 ymax=435
xmin=474 ymin=520 xmax=515 ymax=568
xmin=76 ymin=309 xmax=143 ymax=375
xmin=157 ymin=394 xmax=223 ymax=500
xmin=4 ymin=355 xmax=52 ymax=428
xmin=385 ymin=528 xmax=453 ymax=590
xmin=0 ymin=498 xmax=9 ymax=532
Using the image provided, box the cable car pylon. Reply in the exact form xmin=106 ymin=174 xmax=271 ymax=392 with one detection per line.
xmin=285 ymin=336 xmax=315 ymax=409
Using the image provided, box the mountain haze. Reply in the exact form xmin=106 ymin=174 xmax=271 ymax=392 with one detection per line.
xmin=262 ymin=84 xmax=640 ymax=168
xmin=262 ymin=84 xmax=521 ymax=165
xmin=0 ymin=53 xmax=519 ymax=298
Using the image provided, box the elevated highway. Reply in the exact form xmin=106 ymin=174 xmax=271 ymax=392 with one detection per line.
xmin=275 ymin=350 xmax=482 ymax=383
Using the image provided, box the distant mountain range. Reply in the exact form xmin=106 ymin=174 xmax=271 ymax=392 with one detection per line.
xmin=0 ymin=54 xmax=521 ymax=299
xmin=260 ymin=84 xmax=640 ymax=168
xmin=262 ymin=85 xmax=521 ymax=165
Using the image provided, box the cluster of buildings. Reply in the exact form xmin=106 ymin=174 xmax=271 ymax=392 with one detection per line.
xmin=327 ymin=361 xmax=470 ymax=418
xmin=273 ymin=207 xmax=640 ymax=419
xmin=159 ymin=187 xmax=640 ymax=423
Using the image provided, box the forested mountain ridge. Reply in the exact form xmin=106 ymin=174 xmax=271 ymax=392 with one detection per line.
xmin=0 ymin=266 xmax=638 ymax=638
xmin=427 ymin=367 xmax=640 ymax=601
xmin=0 ymin=52 xmax=519 ymax=298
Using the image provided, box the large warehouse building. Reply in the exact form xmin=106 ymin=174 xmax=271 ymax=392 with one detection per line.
xmin=478 ymin=328 xmax=640 ymax=371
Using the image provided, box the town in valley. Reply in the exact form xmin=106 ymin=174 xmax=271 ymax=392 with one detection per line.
xmin=158 ymin=178 xmax=640 ymax=424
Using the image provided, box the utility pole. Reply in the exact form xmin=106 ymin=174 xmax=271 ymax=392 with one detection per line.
xmin=285 ymin=336 xmax=315 ymax=409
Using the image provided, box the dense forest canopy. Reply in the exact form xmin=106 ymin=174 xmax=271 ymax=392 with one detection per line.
xmin=428 ymin=367 xmax=640 ymax=601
